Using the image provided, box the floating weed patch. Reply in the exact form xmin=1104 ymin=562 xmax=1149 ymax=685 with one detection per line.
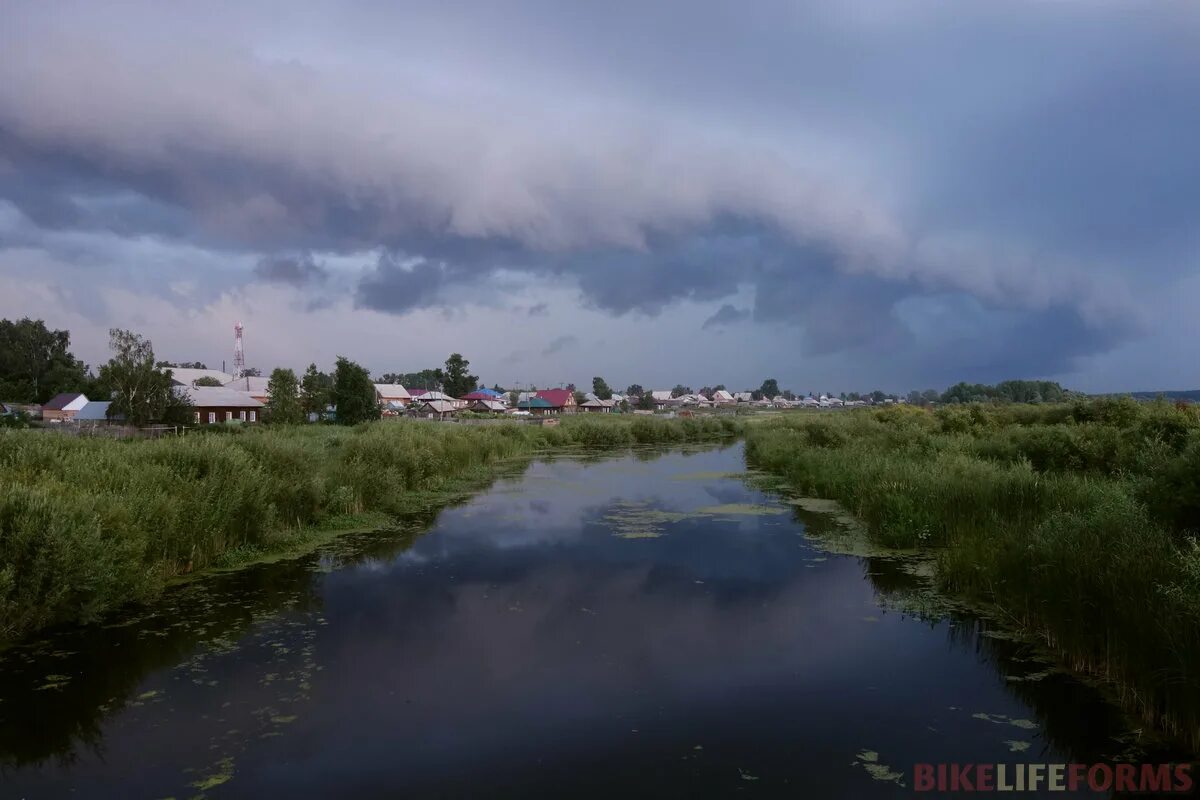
xmin=603 ymin=502 xmax=691 ymax=539
xmin=972 ymin=712 xmax=1039 ymax=730
xmin=696 ymin=503 xmax=788 ymax=516
xmin=1005 ymin=668 xmax=1058 ymax=683
xmin=189 ymin=756 xmax=235 ymax=792
xmin=671 ymin=471 xmax=739 ymax=482
xmin=1005 ymin=740 xmax=1032 ymax=752
xmin=853 ymin=749 xmax=905 ymax=786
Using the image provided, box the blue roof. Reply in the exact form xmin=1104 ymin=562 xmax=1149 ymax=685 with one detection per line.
xmin=75 ymin=401 xmax=119 ymax=421
xmin=475 ymin=387 xmax=503 ymax=397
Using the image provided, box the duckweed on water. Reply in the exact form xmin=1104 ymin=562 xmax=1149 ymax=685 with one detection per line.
xmin=695 ymin=503 xmax=788 ymax=516
xmin=189 ymin=756 xmax=235 ymax=791
xmin=971 ymin=712 xmax=1039 ymax=730
xmin=853 ymin=749 xmax=905 ymax=786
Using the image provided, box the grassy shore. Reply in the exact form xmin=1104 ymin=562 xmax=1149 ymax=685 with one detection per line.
xmin=0 ymin=414 xmax=741 ymax=644
xmin=745 ymin=399 xmax=1200 ymax=747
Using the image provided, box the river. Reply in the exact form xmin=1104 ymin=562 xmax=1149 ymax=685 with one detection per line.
xmin=0 ymin=443 xmax=1151 ymax=797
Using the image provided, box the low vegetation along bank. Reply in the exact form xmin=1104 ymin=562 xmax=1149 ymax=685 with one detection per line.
xmin=745 ymin=399 xmax=1200 ymax=748
xmin=0 ymin=415 xmax=741 ymax=645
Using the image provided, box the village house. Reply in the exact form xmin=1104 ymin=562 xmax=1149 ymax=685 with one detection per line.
xmin=180 ymin=386 xmax=264 ymax=424
xmin=0 ymin=401 xmax=40 ymax=419
xmin=41 ymin=392 xmax=89 ymax=422
xmin=515 ymin=396 xmax=556 ymax=415
xmin=712 ymin=389 xmax=735 ymax=404
xmin=467 ymin=399 xmax=507 ymax=414
xmin=412 ymin=398 xmax=458 ymax=418
xmin=460 ymin=390 xmax=507 ymax=407
xmin=733 ymin=392 xmax=754 ymax=403
xmin=374 ymin=384 xmax=411 ymax=414
xmin=225 ymin=375 xmax=271 ymax=403
xmin=411 ymin=390 xmax=466 ymax=409
xmin=534 ymin=388 xmax=577 ymax=414
xmin=580 ymin=393 xmax=616 ymax=413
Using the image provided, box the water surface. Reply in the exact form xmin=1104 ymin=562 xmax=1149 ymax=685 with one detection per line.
xmin=0 ymin=444 xmax=1145 ymax=797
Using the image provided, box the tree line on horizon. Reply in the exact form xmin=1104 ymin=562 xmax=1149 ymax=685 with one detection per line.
xmin=1 ymin=317 xmax=1081 ymax=427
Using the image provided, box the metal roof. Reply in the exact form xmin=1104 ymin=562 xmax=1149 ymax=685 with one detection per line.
xmin=373 ymin=383 xmax=411 ymax=399
xmin=178 ymin=386 xmax=265 ymax=407
xmin=417 ymin=399 xmax=458 ymax=413
xmin=43 ymin=392 xmax=88 ymax=411
xmin=225 ymin=376 xmax=271 ymax=395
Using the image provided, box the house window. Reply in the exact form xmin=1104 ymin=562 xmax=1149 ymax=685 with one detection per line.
xmin=194 ymin=411 xmax=200 ymax=424
xmin=239 ymin=410 xmax=246 ymax=421
xmin=208 ymin=412 xmax=216 ymax=424
xmin=249 ymin=410 xmax=256 ymax=422
xmin=226 ymin=411 xmax=233 ymax=421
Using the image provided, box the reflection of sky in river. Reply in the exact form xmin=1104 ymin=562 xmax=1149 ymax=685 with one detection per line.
xmin=0 ymin=445 xmax=1132 ymax=799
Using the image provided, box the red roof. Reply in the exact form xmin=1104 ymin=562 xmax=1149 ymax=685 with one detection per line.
xmin=408 ymin=389 xmax=428 ymax=397
xmin=535 ymin=389 xmax=574 ymax=408
xmin=460 ymin=391 xmax=495 ymax=401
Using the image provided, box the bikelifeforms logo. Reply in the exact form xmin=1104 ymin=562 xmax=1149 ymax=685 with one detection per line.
xmin=913 ymin=763 xmax=1195 ymax=794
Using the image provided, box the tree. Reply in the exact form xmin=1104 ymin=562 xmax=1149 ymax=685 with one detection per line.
xmin=637 ymin=393 xmax=656 ymax=410
xmin=194 ymin=376 xmax=224 ymax=387
xmin=592 ymin=376 xmax=613 ymax=400
xmin=782 ymin=390 xmax=796 ymax=401
xmin=265 ymin=368 xmax=303 ymax=424
xmin=300 ymin=363 xmax=333 ymax=417
xmin=573 ymin=390 xmax=587 ymax=407
xmin=0 ymin=318 xmax=92 ymax=403
xmin=759 ymin=378 xmax=780 ymax=399
xmin=100 ymin=329 xmax=188 ymax=426
xmin=441 ymin=353 xmax=478 ymax=399
xmin=157 ymin=360 xmax=208 ymax=370
xmin=241 ymin=367 xmax=262 ymax=377
xmin=671 ymin=385 xmax=692 ymax=398
xmin=713 ymin=384 xmax=726 ymax=392
xmin=332 ymin=357 xmax=379 ymax=425
xmin=379 ymin=369 xmax=444 ymax=390
xmin=625 ymin=384 xmax=644 ymax=397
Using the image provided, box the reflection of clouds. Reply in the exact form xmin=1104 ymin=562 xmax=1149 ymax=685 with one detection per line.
xmin=428 ymin=447 xmax=766 ymax=552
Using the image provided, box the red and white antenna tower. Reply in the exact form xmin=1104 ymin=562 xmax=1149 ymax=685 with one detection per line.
xmin=233 ymin=322 xmax=246 ymax=379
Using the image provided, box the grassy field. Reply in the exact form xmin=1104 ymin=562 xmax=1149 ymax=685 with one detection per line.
xmin=745 ymin=399 xmax=1200 ymax=746
xmin=0 ymin=414 xmax=741 ymax=645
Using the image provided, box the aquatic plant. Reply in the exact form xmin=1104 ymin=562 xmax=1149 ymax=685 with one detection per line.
xmin=745 ymin=399 xmax=1200 ymax=747
xmin=0 ymin=415 xmax=741 ymax=644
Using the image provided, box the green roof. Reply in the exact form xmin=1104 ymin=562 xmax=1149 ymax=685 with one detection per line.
xmin=517 ymin=397 xmax=553 ymax=409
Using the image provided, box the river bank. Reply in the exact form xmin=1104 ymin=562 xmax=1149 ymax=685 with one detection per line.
xmin=0 ymin=442 xmax=1161 ymax=796
xmin=744 ymin=399 xmax=1200 ymax=749
xmin=0 ymin=415 xmax=741 ymax=645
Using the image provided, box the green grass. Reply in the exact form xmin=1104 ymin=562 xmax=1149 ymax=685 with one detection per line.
xmin=0 ymin=414 xmax=741 ymax=644
xmin=745 ymin=398 xmax=1200 ymax=747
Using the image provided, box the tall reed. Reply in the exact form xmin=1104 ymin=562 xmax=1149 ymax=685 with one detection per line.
xmin=745 ymin=400 xmax=1200 ymax=746
xmin=0 ymin=415 xmax=741 ymax=643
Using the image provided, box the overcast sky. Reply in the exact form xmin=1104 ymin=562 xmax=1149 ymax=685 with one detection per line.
xmin=2 ymin=1 xmax=1197 ymax=393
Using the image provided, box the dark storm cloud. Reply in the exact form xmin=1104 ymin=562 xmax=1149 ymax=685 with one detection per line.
xmin=701 ymin=305 xmax=749 ymax=330
xmin=542 ymin=336 xmax=578 ymax=356
xmin=1 ymin=0 xmax=1195 ymax=385
xmin=254 ymin=253 xmax=328 ymax=286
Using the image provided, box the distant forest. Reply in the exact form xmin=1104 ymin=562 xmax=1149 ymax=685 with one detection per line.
xmin=1127 ymin=390 xmax=1200 ymax=402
